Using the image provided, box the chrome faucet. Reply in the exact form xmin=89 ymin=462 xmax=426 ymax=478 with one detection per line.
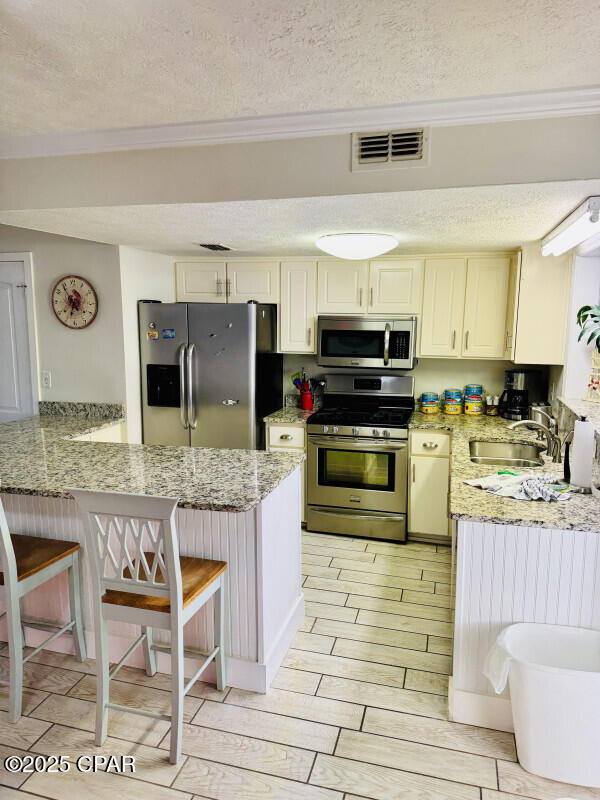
xmin=508 ymin=420 xmax=562 ymax=463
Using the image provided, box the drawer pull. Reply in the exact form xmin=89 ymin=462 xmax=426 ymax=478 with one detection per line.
xmin=280 ymin=434 xmax=293 ymax=440
xmin=423 ymin=441 xmax=439 ymax=449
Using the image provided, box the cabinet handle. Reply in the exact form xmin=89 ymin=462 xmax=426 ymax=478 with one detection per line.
xmin=423 ymin=441 xmax=439 ymax=449
xmin=370 ymin=287 xmax=373 ymax=306
xmin=505 ymin=330 xmax=512 ymax=351
xmin=359 ymin=288 xmax=363 ymax=307
xmin=464 ymin=330 xmax=469 ymax=350
xmin=412 ymin=463 xmax=416 ymax=482
xmin=307 ymin=327 xmax=312 ymax=346
xmin=226 ymin=278 xmax=232 ymax=297
xmin=216 ymin=278 xmax=223 ymax=296
xmin=451 ymin=330 xmax=456 ymax=350
xmin=280 ymin=434 xmax=293 ymax=440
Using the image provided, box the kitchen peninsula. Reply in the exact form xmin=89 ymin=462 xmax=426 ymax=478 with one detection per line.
xmin=0 ymin=408 xmax=304 ymax=692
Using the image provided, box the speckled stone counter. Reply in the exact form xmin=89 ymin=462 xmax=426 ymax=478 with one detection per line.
xmin=409 ymin=411 xmax=600 ymax=533
xmin=0 ymin=413 xmax=304 ymax=513
xmin=263 ymin=407 xmax=314 ymax=424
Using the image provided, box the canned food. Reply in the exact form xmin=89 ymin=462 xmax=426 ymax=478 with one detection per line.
xmin=444 ymin=402 xmax=462 ymax=414
xmin=444 ymin=388 xmax=462 ymax=401
xmin=421 ymin=392 xmax=439 ymax=403
xmin=464 ymin=397 xmax=483 ymax=415
xmin=465 ymin=384 xmax=483 ymax=398
xmin=421 ymin=404 xmax=439 ymax=414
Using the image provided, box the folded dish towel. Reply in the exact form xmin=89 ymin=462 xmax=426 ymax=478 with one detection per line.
xmin=464 ymin=472 xmax=570 ymax=501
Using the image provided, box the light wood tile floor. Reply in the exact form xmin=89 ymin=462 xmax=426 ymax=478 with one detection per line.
xmin=3 ymin=532 xmax=596 ymax=800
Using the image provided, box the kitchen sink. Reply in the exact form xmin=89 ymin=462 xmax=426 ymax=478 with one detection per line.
xmin=469 ymin=440 xmax=545 ymax=468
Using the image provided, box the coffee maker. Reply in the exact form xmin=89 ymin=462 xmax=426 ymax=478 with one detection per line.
xmin=499 ymin=370 xmax=546 ymax=420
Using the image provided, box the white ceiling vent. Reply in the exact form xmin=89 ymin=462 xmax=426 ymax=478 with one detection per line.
xmin=351 ymin=128 xmax=429 ymax=172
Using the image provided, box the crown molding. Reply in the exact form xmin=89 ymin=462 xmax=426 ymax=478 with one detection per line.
xmin=1 ymin=86 xmax=599 ymax=160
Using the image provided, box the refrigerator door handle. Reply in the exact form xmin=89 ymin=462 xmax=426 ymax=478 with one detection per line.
xmin=178 ymin=343 xmax=189 ymax=429
xmin=186 ymin=343 xmax=198 ymax=429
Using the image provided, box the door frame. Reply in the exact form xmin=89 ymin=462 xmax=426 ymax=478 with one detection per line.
xmin=0 ymin=252 xmax=40 ymax=415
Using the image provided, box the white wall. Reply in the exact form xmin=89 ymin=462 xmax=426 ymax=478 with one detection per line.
xmin=0 ymin=224 xmax=125 ymax=403
xmin=119 ymin=246 xmax=175 ymax=442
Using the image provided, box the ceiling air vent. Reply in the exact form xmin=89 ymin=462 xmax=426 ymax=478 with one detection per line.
xmin=196 ymin=243 xmax=232 ymax=251
xmin=351 ymin=128 xmax=429 ymax=172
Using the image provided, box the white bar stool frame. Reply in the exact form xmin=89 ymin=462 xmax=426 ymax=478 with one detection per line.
xmin=0 ymin=491 xmax=87 ymax=722
xmin=69 ymin=488 xmax=227 ymax=764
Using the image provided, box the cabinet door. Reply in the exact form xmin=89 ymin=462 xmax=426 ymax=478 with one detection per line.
xmin=409 ymin=456 xmax=449 ymax=536
xmin=317 ymin=261 xmax=368 ymax=314
xmin=226 ymin=261 xmax=279 ymax=303
xmin=175 ymin=261 xmax=227 ymax=302
xmin=419 ymin=259 xmax=466 ymax=357
xmin=280 ymin=261 xmax=317 ymax=352
xmin=368 ymin=259 xmax=424 ymax=314
xmin=461 ymin=257 xmax=510 ymax=358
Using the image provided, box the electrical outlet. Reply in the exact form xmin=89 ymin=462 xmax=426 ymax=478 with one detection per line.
xmin=41 ymin=371 xmax=52 ymax=389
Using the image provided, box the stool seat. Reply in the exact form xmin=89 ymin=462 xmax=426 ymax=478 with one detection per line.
xmin=0 ymin=534 xmax=80 ymax=585
xmin=102 ymin=554 xmax=227 ymax=612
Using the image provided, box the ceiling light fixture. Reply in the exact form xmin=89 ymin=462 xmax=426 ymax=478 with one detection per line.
xmin=316 ymin=233 xmax=398 ymax=260
xmin=541 ymin=197 xmax=600 ymax=256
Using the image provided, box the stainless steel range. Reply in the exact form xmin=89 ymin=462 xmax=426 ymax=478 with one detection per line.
xmin=306 ymin=374 xmax=414 ymax=542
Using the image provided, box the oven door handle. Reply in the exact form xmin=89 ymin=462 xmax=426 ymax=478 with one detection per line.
xmin=383 ymin=323 xmax=391 ymax=366
xmin=311 ymin=508 xmax=406 ymax=521
xmin=309 ymin=436 xmax=407 ymax=451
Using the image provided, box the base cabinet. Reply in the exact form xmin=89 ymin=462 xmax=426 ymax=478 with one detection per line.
xmin=408 ymin=432 xmax=450 ymax=538
xmin=266 ymin=421 xmax=306 ymax=523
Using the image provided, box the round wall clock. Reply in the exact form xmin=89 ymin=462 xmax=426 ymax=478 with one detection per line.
xmin=51 ymin=275 xmax=98 ymax=329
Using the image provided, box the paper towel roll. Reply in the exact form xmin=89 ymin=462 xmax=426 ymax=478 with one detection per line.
xmin=570 ymin=416 xmax=595 ymax=489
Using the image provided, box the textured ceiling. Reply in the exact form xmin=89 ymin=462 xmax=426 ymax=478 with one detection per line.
xmin=1 ymin=0 xmax=599 ymax=136
xmin=2 ymin=181 xmax=600 ymax=255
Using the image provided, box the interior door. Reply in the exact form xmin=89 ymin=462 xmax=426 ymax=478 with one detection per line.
xmin=188 ymin=303 xmax=255 ymax=449
xmin=0 ymin=261 xmax=34 ymax=422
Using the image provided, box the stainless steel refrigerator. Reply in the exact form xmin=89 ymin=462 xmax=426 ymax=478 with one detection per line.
xmin=138 ymin=301 xmax=282 ymax=449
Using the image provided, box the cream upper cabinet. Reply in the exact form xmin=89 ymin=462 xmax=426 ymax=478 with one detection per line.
xmin=280 ymin=260 xmax=317 ymax=353
xmin=368 ymin=259 xmax=424 ymax=314
xmin=419 ymin=258 xmax=467 ymax=357
xmin=175 ymin=261 xmax=227 ymax=303
xmin=317 ymin=260 xmax=368 ymax=314
xmin=513 ymin=244 xmax=572 ymax=364
xmin=461 ymin=257 xmax=510 ymax=358
xmin=226 ymin=260 xmax=280 ymax=303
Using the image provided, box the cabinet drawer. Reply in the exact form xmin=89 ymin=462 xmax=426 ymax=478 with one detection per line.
xmin=268 ymin=425 xmax=305 ymax=449
xmin=410 ymin=431 xmax=450 ymax=456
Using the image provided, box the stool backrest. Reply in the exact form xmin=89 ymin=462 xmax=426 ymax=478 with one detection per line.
xmin=0 ymin=488 xmax=18 ymax=588
xmin=68 ymin=489 xmax=181 ymax=606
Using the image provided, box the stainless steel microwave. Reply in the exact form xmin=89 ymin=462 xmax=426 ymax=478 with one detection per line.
xmin=317 ymin=316 xmax=416 ymax=370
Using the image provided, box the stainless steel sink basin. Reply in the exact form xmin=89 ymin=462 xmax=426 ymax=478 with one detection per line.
xmin=469 ymin=440 xmax=545 ymax=468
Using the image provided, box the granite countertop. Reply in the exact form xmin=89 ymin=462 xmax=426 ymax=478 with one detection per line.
xmin=0 ymin=414 xmax=304 ymax=513
xmin=409 ymin=411 xmax=600 ymax=533
xmin=264 ymin=407 xmax=315 ymax=424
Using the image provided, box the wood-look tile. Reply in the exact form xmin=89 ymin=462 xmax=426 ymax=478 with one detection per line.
xmin=305 ymin=576 xmax=403 ymax=601
xmin=225 ymin=686 xmax=363 ymax=729
xmin=303 ymin=545 xmax=369 ymax=560
xmin=312 ymin=618 xmax=427 ymax=651
xmin=428 ymin=635 xmax=453 ymax=655
xmin=303 ymin=534 xmax=367 ymax=551
xmin=367 ymin=542 xmax=452 ymax=563
xmin=0 ymin=685 xmax=48 ymax=716
xmin=356 ymin=608 xmax=453 ymax=637
xmin=310 ymin=753 xmax=480 ymax=800
xmin=301 ymin=564 xmax=341 ymax=579
xmin=0 ymin=744 xmax=39 ymax=788
xmin=423 ymin=568 xmax=455 ymax=582
xmin=0 ymin=709 xmax=50 ymax=749
xmin=332 ymin=638 xmax=452 ymax=674
xmin=24 ymin=765 xmax=192 ymax=800
xmin=317 ymin=675 xmax=448 ymax=720
xmin=162 ymin=722 xmax=315 ymax=781
xmin=69 ymin=673 xmax=202 ymax=722
xmin=347 ymin=594 xmax=452 ymax=622
xmin=299 ymin=616 xmax=316 ymax=632
xmin=435 ymin=582 xmax=452 ymax=595
xmin=271 ymin=666 xmax=321 ymax=695
xmin=192 ymin=699 xmax=339 ymax=754
xmin=335 ymin=728 xmax=498 ymax=789
xmin=283 ymin=648 xmax=405 ymax=688
xmin=373 ymin=554 xmax=452 ymax=574
xmin=497 ymin=759 xmax=600 ymax=800
xmin=31 ymin=692 xmax=170 ymax=746
xmin=405 ymin=669 xmax=449 ymax=696
xmin=292 ymin=631 xmax=335 ymax=654
xmin=403 ymin=589 xmax=454 ymax=608
xmin=481 ymin=792 xmax=539 ymax=800
xmin=0 ymin=655 xmax=83 ymax=695
xmin=174 ymin=756 xmax=342 ymax=800
xmin=303 ymin=587 xmax=348 ymax=606
xmin=0 ymin=788 xmax=43 ymax=800
xmin=34 ymin=723 xmax=184 ymax=787
xmin=339 ymin=568 xmax=434 ymax=593
xmin=21 ymin=647 xmax=96 ymax=675
xmin=363 ymin=707 xmax=517 ymax=760
xmin=330 ymin=556 xmax=420 ymax=577
xmin=304 ymin=601 xmax=358 ymax=623
xmin=303 ymin=552 xmax=333 ymax=566
xmin=101 ymin=663 xmax=228 ymax=701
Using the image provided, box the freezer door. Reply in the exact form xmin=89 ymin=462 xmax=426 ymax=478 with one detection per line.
xmin=188 ymin=303 xmax=256 ymax=449
xmin=138 ymin=302 xmax=189 ymax=446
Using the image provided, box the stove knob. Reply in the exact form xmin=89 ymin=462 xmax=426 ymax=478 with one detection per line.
xmin=371 ymin=429 xmax=380 ymax=436
xmin=332 ymin=426 xmax=339 ymax=433
xmin=322 ymin=425 xmax=329 ymax=433
xmin=352 ymin=427 xmax=360 ymax=436
xmin=382 ymin=430 xmax=391 ymax=438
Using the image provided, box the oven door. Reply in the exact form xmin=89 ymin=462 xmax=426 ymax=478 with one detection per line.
xmin=317 ymin=316 xmax=415 ymax=369
xmin=307 ymin=435 xmax=407 ymax=514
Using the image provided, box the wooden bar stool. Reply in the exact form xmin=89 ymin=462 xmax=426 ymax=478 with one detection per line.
xmin=69 ymin=488 xmax=227 ymax=764
xmin=0 ymin=491 xmax=87 ymax=722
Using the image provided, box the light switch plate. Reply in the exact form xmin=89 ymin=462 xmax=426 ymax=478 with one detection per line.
xmin=41 ymin=370 xmax=52 ymax=389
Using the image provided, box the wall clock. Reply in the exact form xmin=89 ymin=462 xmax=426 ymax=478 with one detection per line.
xmin=51 ymin=275 xmax=98 ymax=329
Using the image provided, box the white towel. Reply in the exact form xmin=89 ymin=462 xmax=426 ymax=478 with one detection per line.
xmin=464 ymin=472 xmax=570 ymax=502
xmin=483 ymin=629 xmax=512 ymax=693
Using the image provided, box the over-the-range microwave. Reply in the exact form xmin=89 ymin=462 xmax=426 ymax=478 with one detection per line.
xmin=317 ymin=316 xmax=416 ymax=370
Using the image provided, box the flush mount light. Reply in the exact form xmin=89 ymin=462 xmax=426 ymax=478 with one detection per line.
xmin=316 ymin=233 xmax=398 ymax=260
xmin=541 ymin=197 xmax=600 ymax=256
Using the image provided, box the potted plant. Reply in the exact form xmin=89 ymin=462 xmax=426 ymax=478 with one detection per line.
xmin=577 ymin=304 xmax=600 ymax=402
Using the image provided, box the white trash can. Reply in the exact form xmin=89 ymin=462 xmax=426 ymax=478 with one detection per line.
xmin=485 ymin=623 xmax=600 ymax=788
